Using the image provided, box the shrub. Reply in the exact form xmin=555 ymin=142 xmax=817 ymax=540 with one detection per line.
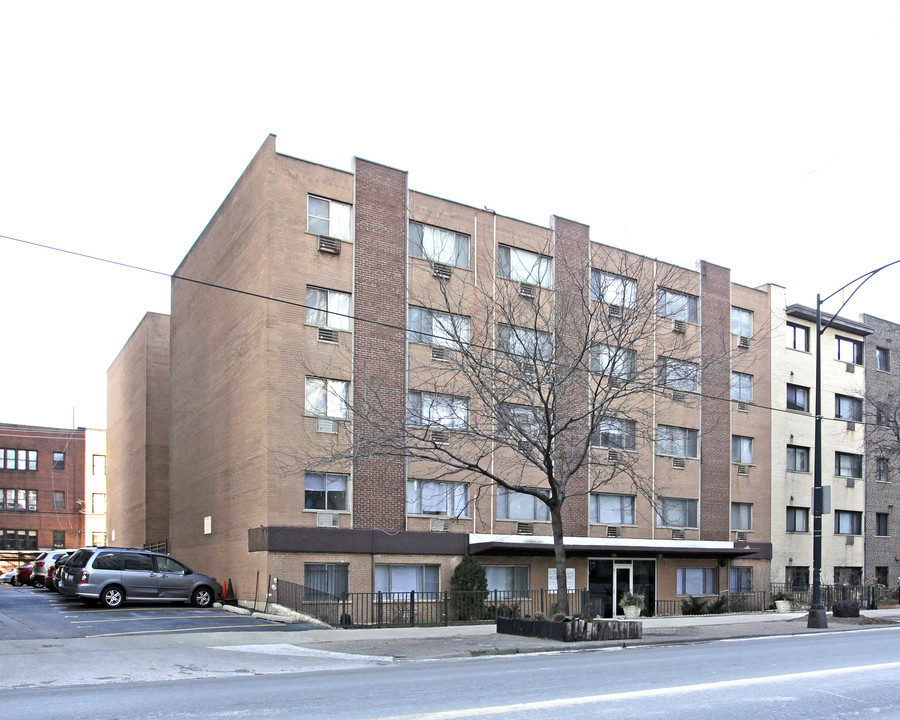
xmin=832 ymin=600 xmax=860 ymax=617
xmin=551 ymin=612 xmax=568 ymax=623
xmin=449 ymin=557 xmax=488 ymax=621
xmin=486 ymin=603 xmax=521 ymax=618
xmin=681 ymin=596 xmax=708 ymax=615
xmin=621 ymin=591 xmax=644 ymax=609
xmin=707 ymin=596 xmax=728 ymax=614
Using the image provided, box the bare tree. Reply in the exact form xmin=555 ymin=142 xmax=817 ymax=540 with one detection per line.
xmin=294 ymin=232 xmax=726 ymax=614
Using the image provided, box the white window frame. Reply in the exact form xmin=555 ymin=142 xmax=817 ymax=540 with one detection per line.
xmin=590 ymin=493 xmax=636 ymax=525
xmin=406 ymin=479 xmax=468 ymax=517
xmin=407 ymin=391 xmax=468 ymax=429
xmin=304 ymin=472 xmax=349 ymax=512
xmin=731 ymin=372 xmax=753 ymax=402
xmin=591 ymin=270 xmax=636 ymax=308
xmin=658 ymin=356 xmax=699 ymax=392
xmin=731 ymin=502 xmax=752 ymax=531
xmin=408 ymin=307 xmax=470 ymax=349
xmin=677 ymin=567 xmax=715 ymax=595
xmin=656 ymin=497 xmax=698 ymax=528
xmin=592 ymin=417 xmax=636 ymax=451
xmin=497 ymin=487 xmax=550 ymax=522
xmin=731 ymin=307 xmax=753 ymax=336
xmin=498 ymin=324 xmax=553 ymax=362
xmin=306 ymin=287 xmax=352 ymax=331
xmin=374 ymin=564 xmax=440 ymax=594
xmin=731 ymin=436 xmax=753 ymax=464
xmin=591 ymin=344 xmax=636 ymax=379
xmin=657 ymin=425 xmax=699 ymax=458
xmin=305 ymin=377 xmax=350 ymax=419
xmin=499 ymin=403 xmax=542 ymax=442
xmin=307 ymin=195 xmax=352 ymax=241
xmin=408 ymin=221 xmax=469 ymax=269
xmin=497 ymin=245 xmax=553 ymax=288
xmin=657 ymin=288 xmax=699 ymax=323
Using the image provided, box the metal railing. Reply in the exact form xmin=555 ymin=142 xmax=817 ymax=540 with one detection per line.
xmin=769 ymin=582 xmax=886 ymax=610
xmin=654 ymin=590 xmax=770 ymax=617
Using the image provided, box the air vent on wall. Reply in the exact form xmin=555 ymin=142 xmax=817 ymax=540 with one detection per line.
xmin=671 ymin=528 xmax=685 ymax=540
xmin=608 ymin=304 xmax=623 ymax=319
xmin=516 ymin=522 xmax=534 ymax=536
xmin=317 ymin=418 xmax=338 ymax=434
xmin=845 ymin=363 xmax=855 ymax=373
xmin=737 ymin=464 xmax=750 ymax=476
xmin=316 ymin=513 xmax=340 ymax=528
xmin=846 ymin=421 xmax=856 ymax=431
xmin=672 ymin=456 xmax=686 ymax=470
xmin=846 ymin=477 xmax=855 ymax=488
xmin=317 ymin=327 xmax=340 ymax=344
xmin=672 ymin=391 xmax=686 ymax=403
xmin=518 ymin=282 xmax=537 ymax=299
xmin=607 ymin=449 xmax=620 ymax=462
xmin=609 ymin=377 xmax=625 ymax=389
xmin=737 ymin=402 xmax=749 ymax=413
xmin=431 ymin=346 xmax=450 ymax=362
xmin=317 ymin=236 xmax=341 ymax=254
xmin=672 ymin=319 xmax=687 ymax=334
xmin=430 ymin=517 xmax=450 ymax=533
xmin=430 ymin=429 xmax=450 ymax=445
xmin=738 ymin=336 xmax=751 ymax=349
xmin=606 ymin=526 xmax=621 ymax=538
xmin=431 ymin=262 xmax=453 ymax=280
xmin=845 ymin=535 xmax=855 ymax=545
xmin=735 ymin=530 xmax=749 ymax=542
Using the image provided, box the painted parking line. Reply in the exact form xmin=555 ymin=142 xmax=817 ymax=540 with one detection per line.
xmin=85 ymin=624 xmax=284 ymax=638
xmin=72 ymin=614 xmax=240 ymax=623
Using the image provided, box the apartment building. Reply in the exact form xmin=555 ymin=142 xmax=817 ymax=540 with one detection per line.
xmin=769 ymin=295 xmax=870 ymax=590
xmin=104 ymin=135 xmax=777 ymax=613
xmin=0 ymin=423 xmax=106 ymax=560
xmin=861 ymin=314 xmax=900 ymax=588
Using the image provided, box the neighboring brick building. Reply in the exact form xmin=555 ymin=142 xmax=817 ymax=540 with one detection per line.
xmin=0 ymin=423 xmax=106 ymax=568
xmin=104 ymin=135 xmax=786 ymax=612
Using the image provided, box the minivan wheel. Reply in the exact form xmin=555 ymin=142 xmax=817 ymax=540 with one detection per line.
xmin=100 ymin=585 xmax=124 ymax=608
xmin=32 ymin=578 xmax=45 ymax=589
xmin=191 ymin=586 xmax=213 ymax=608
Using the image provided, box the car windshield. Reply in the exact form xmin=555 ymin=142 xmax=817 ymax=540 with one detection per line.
xmin=66 ymin=550 xmax=93 ymax=569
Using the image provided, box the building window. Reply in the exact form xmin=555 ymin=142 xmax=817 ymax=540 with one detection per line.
xmin=730 ymin=566 xmax=752 ymax=593
xmin=834 ymin=567 xmax=862 ymax=586
xmin=590 ymin=493 xmax=635 ymax=525
xmin=786 ymin=506 xmax=809 ymax=533
xmin=409 ymin=221 xmax=470 ymax=269
xmin=876 ymin=513 xmax=889 ymax=536
xmin=92 ymin=454 xmax=106 ymax=475
xmin=835 ymin=452 xmax=863 ymax=479
xmin=498 ymin=324 xmax=553 ymax=362
xmin=876 ymin=567 xmax=889 ymax=586
xmin=1 ymin=449 xmax=37 ymax=471
xmin=836 ymin=336 xmax=863 ymax=365
xmin=731 ymin=307 xmax=753 ymax=337
xmin=1 ymin=529 xmax=38 ymax=550
xmin=834 ymin=394 xmax=863 ymax=421
xmin=485 ymin=566 xmax=530 ymax=597
xmin=91 ymin=532 xmax=107 ymax=546
xmin=657 ymin=426 xmax=699 ymax=458
xmin=656 ymin=497 xmax=698 ymax=528
xmin=657 ymin=288 xmax=699 ymax=324
xmin=406 ymin=480 xmax=467 ymax=517
xmin=407 ymin=391 xmax=468 ymax=429
xmin=834 ymin=510 xmax=862 ymax=535
xmin=657 ymin=357 xmax=699 ymax=392
xmin=53 ymin=491 xmax=65 ymax=510
xmin=876 ymin=457 xmax=890 ymax=483
xmin=731 ymin=372 xmax=753 ymax=402
xmin=786 ymin=384 xmax=810 ymax=412
xmin=731 ymin=502 xmax=752 ymax=531
xmin=52 ymin=452 xmax=65 ymax=470
xmin=2 ymin=489 xmax=39 ymax=512
xmin=53 ymin=530 xmax=65 ymax=548
xmin=308 ymin=195 xmax=352 ymax=241
xmin=497 ymin=487 xmax=550 ymax=522
xmin=306 ymin=287 xmax=351 ymax=331
xmin=27 ymin=490 xmax=36 ymax=511
xmin=786 ymin=322 xmax=810 ymax=352
xmin=677 ymin=567 xmax=715 ymax=595
xmin=591 ymin=270 xmax=636 ymax=309
xmin=92 ymin=493 xmax=107 ymax=514
xmin=876 ymin=405 xmax=890 ymax=426
xmin=497 ymin=245 xmax=552 ymax=288
xmin=592 ymin=418 xmax=636 ymax=451
xmin=786 ymin=566 xmax=809 ymax=590
xmin=498 ymin=403 xmax=541 ymax=443
xmin=305 ymin=377 xmax=349 ymax=419
xmin=374 ymin=564 xmax=440 ymax=594
xmin=304 ymin=473 xmax=348 ymax=511
xmin=408 ymin=307 xmax=469 ymax=349
xmin=731 ymin=436 xmax=753 ymax=464
xmin=304 ymin=563 xmax=349 ymax=599
xmin=591 ymin=344 xmax=636 ymax=379
xmin=877 ymin=346 xmax=890 ymax=372
xmin=787 ymin=445 xmax=810 ymax=473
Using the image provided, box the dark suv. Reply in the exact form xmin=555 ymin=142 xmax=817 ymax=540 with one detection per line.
xmin=57 ymin=547 xmax=220 ymax=608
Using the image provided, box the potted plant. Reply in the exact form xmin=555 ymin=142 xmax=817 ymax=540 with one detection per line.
xmin=772 ymin=591 xmax=794 ymax=613
xmin=621 ymin=591 xmax=644 ymax=619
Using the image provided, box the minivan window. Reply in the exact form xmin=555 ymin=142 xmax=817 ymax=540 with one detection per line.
xmin=156 ymin=556 xmax=189 ymax=574
xmin=67 ymin=549 xmax=93 ymax=569
xmin=123 ymin=553 xmax=154 ymax=572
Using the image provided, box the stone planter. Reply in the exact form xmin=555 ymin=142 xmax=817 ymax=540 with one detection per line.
xmin=774 ymin=600 xmax=792 ymax=612
xmin=497 ymin=616 xmax=642 ymax=642
xmin=623 ymin=604 xmax=642 ymax=619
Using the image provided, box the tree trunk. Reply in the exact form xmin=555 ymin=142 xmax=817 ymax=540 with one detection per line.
xmin=550 ymin=507 xmax=569 ymax=616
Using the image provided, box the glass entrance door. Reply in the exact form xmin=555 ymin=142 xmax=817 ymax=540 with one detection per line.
xmin=613 ymin=564 xmax=633 ymax=616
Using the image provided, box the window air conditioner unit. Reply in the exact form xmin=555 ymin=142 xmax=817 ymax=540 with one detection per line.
xmin=518 ymin=282 xmax=537 ymax=299
xmin=430 ymin=517 xmax=451 ymax=533
xmin=431 ymin=346 xmax=450 ymax=362
xmin=516 ymin=522 xmax=534 ymax=536
xmin=608 ymin=304 xmax=623 ymax=319
xmin=317 ymin=236 xmax=341 ymax=255
xmin=431 ymin=262 xmax=453 ymax=280
xmin=845 ymin=535 xmax=855 ymax=545
xmin=738 ymin=336 xmax=751 ymax=349
xmin=606 ymin=525 xmax=621 ymax=538
xmin=672 ymin=319 xmax=687 ymax=334
xmin=672 ymin=456 xmax=686 ymax=469
xmin=671 ymin=528 xmax=685 ymax=540
xmin=737 ymin=464 xmax=750 ymax=476
xmin=735 ymin=530 xmax=749 ymax=542
xmin=430 ymin=429 xmax=450 ymax=445
xmin=846 ymin=477 xmax=855 ymax=488
xmin=737 ymin=402 xmax=750 ymax=413
xmin=316 ymin=513 xmax=340 ymax=528
xmin=607 ymin=449 xmax=621 ymax=462
xmin=316 ymin=418 xmax=338 ymax=435
xmin=846 ymin=421 xmax=856 ymax=431
xmin=609 ymin=376 xmax=625 ymax=389
xmin=672 ymin=391 xmax=687 ymax=403
xmin=317 ymin=327 xmax=340 ymax=344
xmin=845 ymin=363 xmax=855 ymax=373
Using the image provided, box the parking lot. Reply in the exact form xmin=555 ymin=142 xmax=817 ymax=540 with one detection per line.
xmin=0 ymin=583 xmax=319 ymax=640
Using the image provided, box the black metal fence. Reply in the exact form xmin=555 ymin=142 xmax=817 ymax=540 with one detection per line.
xmin=653 ymin=590 xmax=770 ymax=617
xmin=769 ymin=582 xmax=889 ymax=610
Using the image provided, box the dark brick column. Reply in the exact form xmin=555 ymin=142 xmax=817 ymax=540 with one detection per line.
xmin=552 ymin=216 xmax=591 ymax=538
xmin=699 ymin=261 xmax=732 ymax=541
xmin=352 ymin=159 xmax=408 ymax=531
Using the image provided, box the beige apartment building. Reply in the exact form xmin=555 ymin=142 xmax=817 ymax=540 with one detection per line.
xmin=109 ymin=135 xmax=780 ymax=614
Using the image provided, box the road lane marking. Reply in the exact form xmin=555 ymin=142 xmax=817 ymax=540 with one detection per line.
xmin=372 ymin=661 xmax=900 ymax=719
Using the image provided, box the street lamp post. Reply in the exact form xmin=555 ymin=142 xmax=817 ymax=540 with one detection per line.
xmin=808 ymin=260 xmax=900 ymax=630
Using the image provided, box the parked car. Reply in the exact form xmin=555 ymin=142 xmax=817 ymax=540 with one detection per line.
xmin=45 ymin=552 xmax=72 ymax=591
xmin=1 ymin=569 xmax=16 ymax=584
xmin=32 ymin=550 xmax=72 ymax=589
xmin=14 ymin=564 xmax=33 ymax=586
xmin=58 ymin=547 xmax=220 ymax=608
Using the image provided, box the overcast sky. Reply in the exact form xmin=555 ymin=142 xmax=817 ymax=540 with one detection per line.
xmin=2 ymin=1 xmax=899 ymax=431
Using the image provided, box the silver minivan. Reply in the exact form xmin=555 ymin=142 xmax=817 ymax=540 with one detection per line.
xmin=58 ymin=547 xmax=220 ymax=608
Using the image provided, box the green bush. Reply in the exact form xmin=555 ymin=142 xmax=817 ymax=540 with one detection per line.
xmin=707 ymin=596 xmax=728 ymax=614
xmin=449 ymin=557 xmax=488 ymax=620
xmin=681 ymin=595 xmax=708 ymax=615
